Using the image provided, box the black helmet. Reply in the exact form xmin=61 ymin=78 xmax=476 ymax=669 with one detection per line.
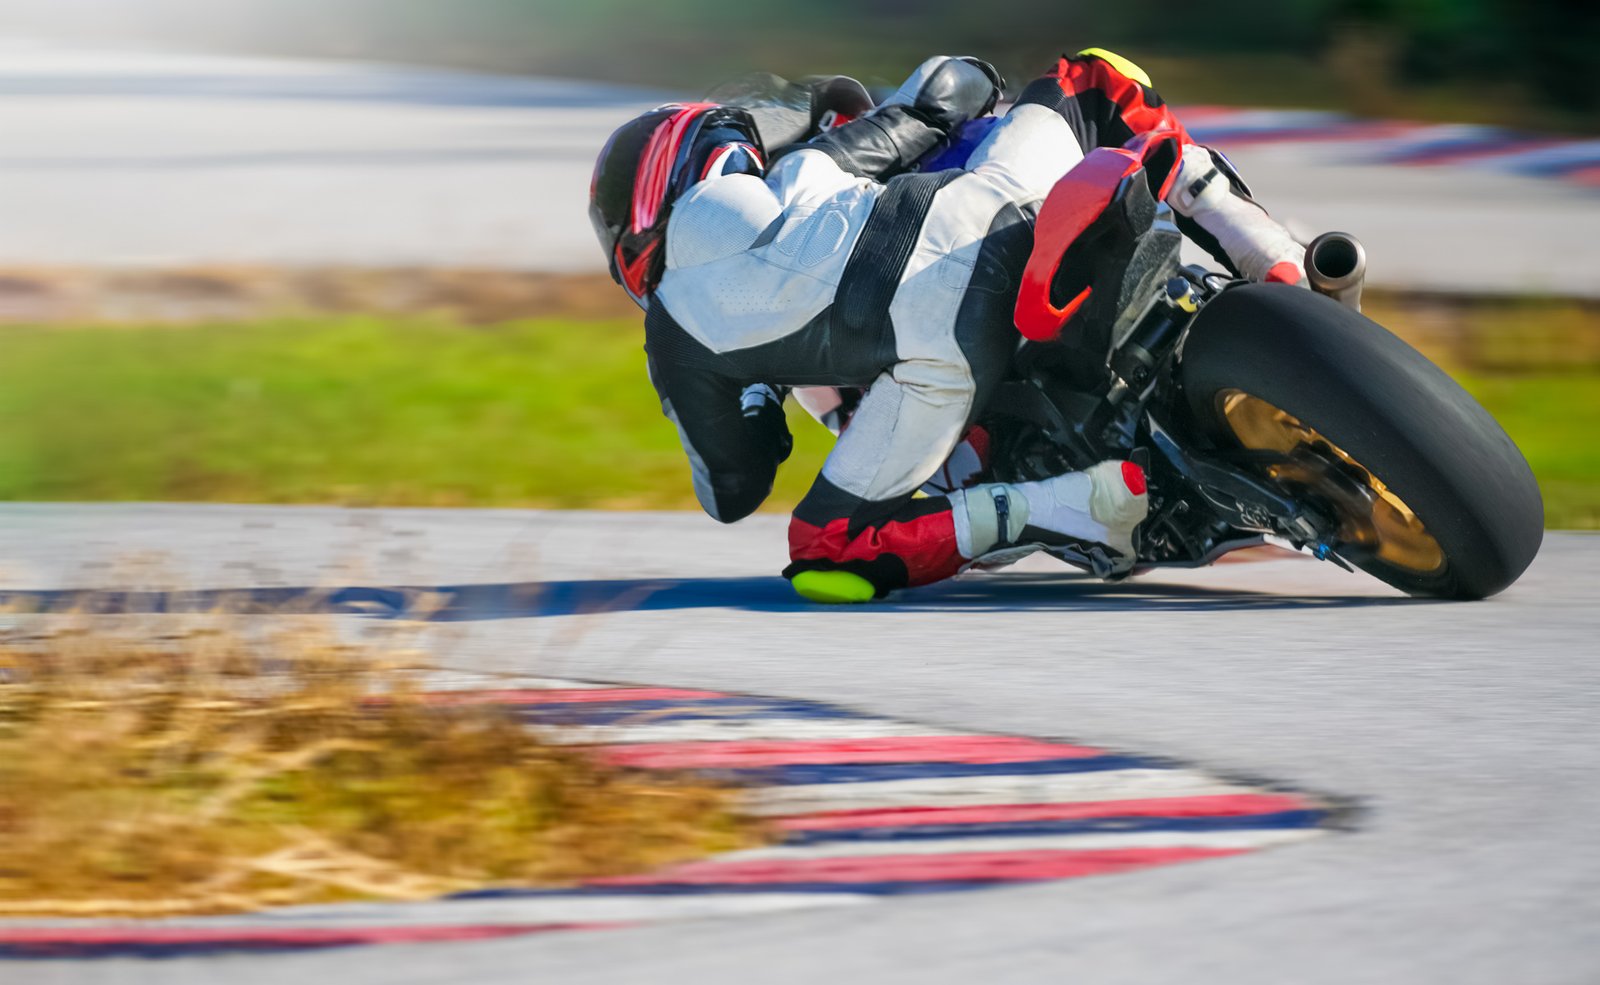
xmin=589 ymin=103 xmax=765 ymax=304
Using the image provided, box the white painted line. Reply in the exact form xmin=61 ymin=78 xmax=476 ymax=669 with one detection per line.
xmin=199 ymin=891 xmax=873 ymax=928
xmin=420 ymin=674 xmax=611 ymax=692
xmin=542 ymin=719 xmax=962 ymax=745
xmin=747 ymin=770 xmax=1257 ymax=815
xmin=716 ymin=827 xmax=1321 ymax=862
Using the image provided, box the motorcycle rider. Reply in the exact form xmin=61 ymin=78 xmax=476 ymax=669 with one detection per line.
xmin=588 ymin=49 xmax=1306 ymax=602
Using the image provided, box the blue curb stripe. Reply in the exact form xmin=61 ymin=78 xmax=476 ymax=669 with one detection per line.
xmin=449 ymin=880 xmax=1016 ymax=900
xmin=0 ymin=941 xmax=356 ymax=961
xmin=1513 ymin=153 xmax=1600 ymax=178
xmin=1370 ymin=132 xmax=1523 ymax=163
xmin=779 ymin=809 xmax=1326 ymax=844
xmin=702 ymin=755 xmax=1161 ymax=786
xmin=518 ymin=697 xmax=870 ymax=726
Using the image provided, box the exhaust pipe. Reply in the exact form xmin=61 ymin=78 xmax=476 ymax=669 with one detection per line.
xmin=1305 ymin=231 xmax=1366 ymax=312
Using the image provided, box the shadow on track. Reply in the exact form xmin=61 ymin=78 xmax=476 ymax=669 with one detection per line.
xmin=1 ymin=572 xmax=1428 ymax=621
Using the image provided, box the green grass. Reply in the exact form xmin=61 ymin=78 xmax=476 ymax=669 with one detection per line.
xmin=0 ymin=317 xmax=834 ymax=512
xmin=1454 ymin=373 xmax=1600 ymax=530
xmin=1 ymin=316 xmax=1595 ymax=526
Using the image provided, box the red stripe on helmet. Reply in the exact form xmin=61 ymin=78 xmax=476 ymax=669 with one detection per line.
xmin=631 ymin=103 xmax=717 ymax=234
xmin=616 ymin=238 xmax=661 ymax=301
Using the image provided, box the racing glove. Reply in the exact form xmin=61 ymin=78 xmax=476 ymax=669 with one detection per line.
xmin=1167 ymin=144 xmax=1306 ymax=285
xmin=809 ymin=56 xmax=1002 ymax=179
xmin=880 ymin=56 xmax=1004 ymax=129
xmin=740 ymin=383 xmax=793 ymax=467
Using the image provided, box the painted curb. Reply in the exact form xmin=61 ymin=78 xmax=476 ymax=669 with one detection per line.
xmin=0 ymin=677 xmax=1337 ymax=959
xmin=1177 ymin=107 xmax=1600 ymax=187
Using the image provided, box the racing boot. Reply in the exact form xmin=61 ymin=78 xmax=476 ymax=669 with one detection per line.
xmin=950 ymin=460 xmax=1149 ymax=576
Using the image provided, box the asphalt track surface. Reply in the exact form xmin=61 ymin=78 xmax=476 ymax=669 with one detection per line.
xmin=3 ymin=40 xmax=1599 ymax=295
xmin=5 ymin=505 xmax=1599 ymax=983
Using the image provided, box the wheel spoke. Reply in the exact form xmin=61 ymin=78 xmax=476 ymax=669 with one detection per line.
xmin=1218 ymin=390 xmax=1445 ymax=574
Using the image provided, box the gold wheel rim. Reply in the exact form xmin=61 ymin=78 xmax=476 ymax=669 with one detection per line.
xmin=1218 ymin=390 xmax=1445 ymax=573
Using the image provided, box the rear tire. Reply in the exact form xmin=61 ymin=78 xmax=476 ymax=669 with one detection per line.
xmin=1179 ymin=283 xmax=1543 ymax=599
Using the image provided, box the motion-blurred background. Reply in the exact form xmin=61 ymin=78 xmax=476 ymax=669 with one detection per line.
xmin=1 ymin=0 xmax=1596 ymax=524
xmin=5 ymin=0 xmax=1598 ymax=122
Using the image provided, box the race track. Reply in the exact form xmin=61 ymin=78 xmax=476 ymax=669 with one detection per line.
xmin=4 ymin=504 xmax=1598 ymax=983
xmin=3 ymin=35 xmax=1598 ymax=984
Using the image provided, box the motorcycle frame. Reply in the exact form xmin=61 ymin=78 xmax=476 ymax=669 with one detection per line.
xmin=989 ymin=207 xmax=1344 ymax=573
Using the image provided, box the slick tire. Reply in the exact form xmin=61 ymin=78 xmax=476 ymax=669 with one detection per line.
xmin=1179 ymin=283 xmax=1543 ymax=599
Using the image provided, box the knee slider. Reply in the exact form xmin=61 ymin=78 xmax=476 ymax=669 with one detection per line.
xmin=790 ymin=569 xmax=877 ymax=604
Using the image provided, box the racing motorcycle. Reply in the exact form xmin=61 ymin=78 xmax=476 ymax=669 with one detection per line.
xmin=716 ymin=75 xmax=1544 ymax=600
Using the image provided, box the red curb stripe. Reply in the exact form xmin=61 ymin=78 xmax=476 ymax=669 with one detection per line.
xmin=775 ymin=793 xmax=1315 ymax=831
xmin=421 ymin=687 xmax=728 ymax=706
xmin=1568 ymin=165 xmax=1600 ymax=186
xmin=588 ymin=847 xmax=1243 ymax=886
xmin=0 ymin=923 xmax=615 ymax=949
xmin=597 ymin=735 xmax=1105 ymax=769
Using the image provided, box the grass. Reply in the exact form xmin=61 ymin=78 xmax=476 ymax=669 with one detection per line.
xmin=0 ymin=316 xmax=835 ymax=511
xmin=0 ymin=611 xmax=763 ymax=916
xmin=0 ymin=310 xmax=1595 ymax=526
xmin=1451 ymin=373 xmax=1600 ymax=530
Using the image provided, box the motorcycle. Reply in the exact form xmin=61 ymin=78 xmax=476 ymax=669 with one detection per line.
xmin=715 ymin=75 xmax=1544 ymax=600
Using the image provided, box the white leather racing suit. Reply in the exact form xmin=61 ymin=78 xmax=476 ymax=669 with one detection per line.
xmin=643 ymin=51 xmax=1304 ymax=595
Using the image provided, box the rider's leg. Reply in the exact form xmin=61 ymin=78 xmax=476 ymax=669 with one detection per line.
xmin=787 ymin=170 xmax=1040 ymax=601
xmin=785 ymin=177 xmax=1024 ymax=601
xmin=785 ymin=358 xmax=978 ymax=600
xmin=794 ymin=385 xmax=988 ymax=495
xmin=786 ymin=435 xmax=1149 ymax=600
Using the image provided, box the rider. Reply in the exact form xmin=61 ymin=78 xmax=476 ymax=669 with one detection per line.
xmin=588 ymin=49 xmax=1305 ymax=602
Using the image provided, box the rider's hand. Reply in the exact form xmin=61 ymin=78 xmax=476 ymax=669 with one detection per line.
xmin=957 ymin=58 xmax=1005 ymax=115
xmin=885 ymin=56 xmax=1003 ymax=132
xmin=740 ymin=383 xmax=794 ymax=465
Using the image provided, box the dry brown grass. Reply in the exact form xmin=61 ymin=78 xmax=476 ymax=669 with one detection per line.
xmin=1362 ymin=291 xmax=1600 ymax=375
xmin=0 ymin=612 xmax=763 ymax=917
xmin=5 ymin=267 xmax=1597 ymax=379
xmin=0 ymin=267 xmax=639 ymax=326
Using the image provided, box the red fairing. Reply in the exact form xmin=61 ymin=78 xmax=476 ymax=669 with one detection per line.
xmin=788 ymin=510 xmax=964 ymax=588
xmin=1015 ymin=149 xmax=1136 ymax=341
xmin=1014 ymin=129 xmax=1185 ymax=342
xmin=1013 ymin=54 xmax=1202 ymax=342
